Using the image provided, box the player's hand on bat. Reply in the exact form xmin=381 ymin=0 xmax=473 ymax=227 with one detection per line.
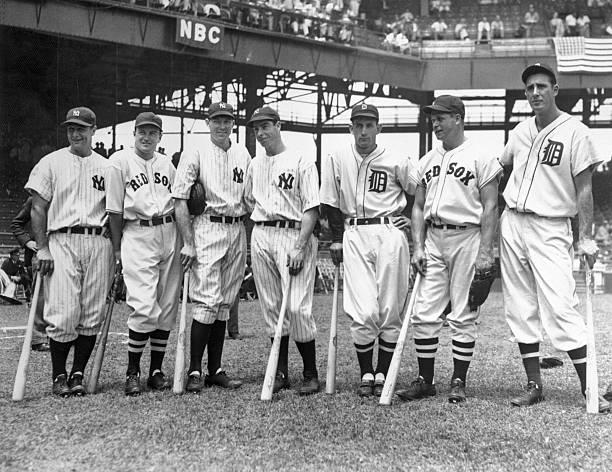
xmin=392 ymin=216 xmax=410 ymax=230
xmin=411 ymin=247 xmax=427 ymax=275
xmin=287 ymin=245 xmax=305 ymax=276
xmin=329 ymin=242 xmax=343 ymax=266
xmin=474 ymin=252 xmax=495 ymax=272
xmin=578 ymin=238 xmax=599 ymax=269
xmin=180 ymin=244 xmax=197 ymax=271
xmin=25 ymin=240 xmax=38 ymax=252
xmin=36 ymin=246 xmax=54 ymax=276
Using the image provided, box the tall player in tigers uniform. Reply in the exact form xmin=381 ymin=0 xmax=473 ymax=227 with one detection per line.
xmin=106 ymin=112 xmax=182 ymax=396
xmin=395 ymin=96 xmax=501 ymax=404
xmin=173 ymin=102 xmax=249 ymax=392
xmin=26 ymin=107 xmax=114 ymax=397
xmin=244 ymin=106 xmax=321 ymax=396
xmin=500 ymin=64 xmax=610 ymax=413
xmin=320 ymin=103 xmax=416 ymax=397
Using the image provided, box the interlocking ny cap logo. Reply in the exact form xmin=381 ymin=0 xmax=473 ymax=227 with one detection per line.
xmin=73 ymin=110 xmax=80 ymax=116
xmin=219 ymin=103 xmax=226 ymax=109
xmin=361 ymin=104 xmax=368 ymax=109
xmin=254 ymin=109 xmax=260 ymax=114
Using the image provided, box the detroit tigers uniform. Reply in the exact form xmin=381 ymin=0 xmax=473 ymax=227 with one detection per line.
xmin=25 ymin=148 xmax=114 ymax=343
xmin=320 ymin=144 xmax=415 ymax=346
xmin=500 ymin=112 xmax=604 ymax=351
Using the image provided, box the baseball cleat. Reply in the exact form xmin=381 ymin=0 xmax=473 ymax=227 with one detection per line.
xmin=147 ymin=370 xmax=170 ymax=391
xmin=539 ymin=357 xmax=563 ymax=369
xmin=396 ymin=376 xmax=436 ymax=401
xmin=373 ymin=373 xmax=385 ymax=397
xmin=357 ymin=374 xmax=375 ymax=397
xmin=52 ymin=374 xmax=71 ymax=398
xmin=68 ymin=372 xmax=87 ymax=397
xmin=186 ymin=371 xmax=203 ymax=393
xmin=272 ymin=371 xmax=290 ymax=394
xmin=448 ymin=378 xmax=466 ymax=403
xmin=510 ymin=381 xmax=544 ymax=407
xmin=604 ymin=384 xmax=612 ymax=402
xmin=205 ymin=370 xmax=243 ymax=389
xmin=125 ymin=372 xmax=141 ymax=396
xmin=31 ymin=342 xmax=50 ymax=352
xmin=298 ymin=375 xmax=320 ymax=396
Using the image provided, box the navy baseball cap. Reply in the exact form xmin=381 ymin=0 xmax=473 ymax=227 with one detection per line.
xmin=351 ymin=103 xmax=379 ymax=121
xmin=521 ymin=63 xmax=557 ymax=84
xmin=208 ymin=102 xmax=235 ymax=119
xmin=423 ymin=95 xmax=465 ymax=119
xmin=135 ymin=112 xmax=163 ymax=131
xmin=62 ymin=107 xmax=96 ymax=127
xmin=9 ymin=247 xmax=20 ymax=256
xmin=247 ymin=106 xmax=280 ymax=126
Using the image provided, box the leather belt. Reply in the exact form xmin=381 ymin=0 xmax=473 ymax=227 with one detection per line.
xmin=209 ymin=215 xmax=245 ymax=224
xmin=55 ymin=226 xmax=104 ymax=235
xmin=347 ymin=217 xmax=391 ymax=226
xmin=429 ymin=222 xmax=467 ymax=230
xmin=140 ymin=214 xmax=175 ymax=227
xmin=255 ymin=220 xmax=300 ymax=229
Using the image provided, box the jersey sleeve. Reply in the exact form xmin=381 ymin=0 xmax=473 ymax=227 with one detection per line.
xmin=570 ymin=126 xmax=604 ymax=177
xmin=397 ymin=155 xmax=417 ymax=195
xmin=105 ymin=156 xmax=126 ymax=214
xmin=499 ymin=130 xmax=516 ymax=167
xmin=319 ymin=151 xmax=340 ymax=208
xmin=24 ymin=156 xmax=53 ymax=202
xmin=172 ymin=149 xmax=200 ymax=200
xmin=299 ymin=154 xmax=320 ymax=212
xmin=476 ymin=152 xmax=503 ymax=189
xmin=410 ymin=154 xmax=426 ymax=188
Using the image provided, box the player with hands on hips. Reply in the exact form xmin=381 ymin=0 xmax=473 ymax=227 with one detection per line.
xmin=320 ymin=103 xmax=416 ymax=397
xmin=244 ymin=106 xmax=321 ymax=396
xmin=172 ymin=102 xmax=249 ymax=392
xmin=500 ymin=64 xmax=610 ymax=413
xmin=106 ymin=112 xmax=182 ymax=396
xmin=395 ymin=96 xmax=501 ymax=404
xmin=25 ymin=107 xmax=114 ymax=397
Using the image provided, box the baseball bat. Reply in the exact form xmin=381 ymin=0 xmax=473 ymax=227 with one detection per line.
xmin=261 ymin=277 xmax=292 ymax=401
xmin=379 ymin=272 xmax=422 ymax=406
xmin=325 ymin=265 xmax=340 ymax=394
xmin=12 ymin=274 xmax=42 ymax=401
xmin=583 ymin=257 xmax=599 ymax=414
xmin=173 ymin=270 xmax=190 ymax=394
xmin=86 ymin=271 xmax=121 ymax=394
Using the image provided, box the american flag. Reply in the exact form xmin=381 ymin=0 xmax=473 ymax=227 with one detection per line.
xmin=552 ymin=37 xmax=612 ymax=73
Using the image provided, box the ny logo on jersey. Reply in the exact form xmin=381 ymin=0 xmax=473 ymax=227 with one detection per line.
xmin=368 ymin=170 xmax=387 ymax=193
xmin=92 ymin=175 xmax=105 ymax=191
xmin=278 ymin=172 xmax=295 ymax=190
xmin=541 ymin=139 xmax=564 ymax=167
xmin=233 ymin=167 xmax=244 ymax=183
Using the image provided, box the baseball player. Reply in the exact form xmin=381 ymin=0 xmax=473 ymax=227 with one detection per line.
xmin=244 ymin=106 xmax=321 ymax=396
xmin=500 ymin=63 xmax=610 ymax=413
xmin=10 ymin=197 xmax=48 ymax=351
xmin=394 ymin=95 xmax=501 ymax=403
xmin=106 ymin=112 xmax=182 ymax=396
xmin=320 ymin=103 xmax=415 ymax=397
xmin=25 ymin=106 xmax=114 ymax=397
xmin=173 ymin=102 xmax=249 ymax=392
xmin=0 ymin=247 xmax=29 ymax=303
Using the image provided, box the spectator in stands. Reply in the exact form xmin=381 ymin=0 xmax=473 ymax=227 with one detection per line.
xmin=491 ymin=14 xmax=504 ymax=39
xmin=565 ymin=12 xmax=577 ymax=36
xmin=359 ymin=0 xmax=384 ymax=31
xmin=595 ymin=221 xmax=610 ymax=246
xmin=477 ymin=16 xmax=491 ymax=43
xmin=431 ymin=17 xmax=448 ymax=40
xmin=454 ymin=18 xmax=469 ymax=40
xmin=523 ymin=4 xmax=540 ymax=38
xmin=338 ymin=18 xmax=353 ymax=43
xmin=550 ymin=11 xmax=565 ymax=37
xmin=348 ymin=0 xmax=359 ymax=19
xmin=577 ymin=11 xmax=591 ymax=37
xmin=382 ymin=25 xmax=409 ymax=52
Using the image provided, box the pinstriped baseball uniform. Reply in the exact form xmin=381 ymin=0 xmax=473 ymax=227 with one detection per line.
xmin=25 ymin=148 xmax=114 ymax=343
xmin=500 ymin=113 xmax=605 ymax=351
xmin=409 ymin=138 xmax=502 ymax=343
xmin=106 ymin=149 xmax=182 ymax=333
xmin=244 ymin=148 xmax=319 ymax=342
xmin=172 ymin=141 xmax=250 ymax=323
xmin=320 ymin=145 xmax=415 ymax=345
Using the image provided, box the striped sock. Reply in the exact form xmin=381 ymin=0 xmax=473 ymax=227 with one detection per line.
xmin=375 ymin=338 xmax=397 ymax=377
xmin=451 ymin=339 xmax=475 ymax=382
xmin=567 ymin=345 xmax=587 ymax=395
xmin=149 ymin=329 xmax=170 ymax=376
xmin=355 ymin=340 xmax=375 ymax=378
xmin=415 ymin=337 xmax=438 ymax=384
xmin=518 ymin=342 xmax=541 ymax=385
xmin=127 ymin=330 xmax=149 ymax=375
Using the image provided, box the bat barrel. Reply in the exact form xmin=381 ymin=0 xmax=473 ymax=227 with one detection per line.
xmin=173 ymin=271 xmax=190 ymax=394
xmin=325 ymin=265 xmax=340 ymax=394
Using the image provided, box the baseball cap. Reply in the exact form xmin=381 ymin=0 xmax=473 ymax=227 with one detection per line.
xmin=351 ymin=103 xmax=379 ymax=121
xmin=62 ymin=107 xmax=96 ymax=127
xmin=208 ymin=102 xmax=235 ymax=119
xmin=521 ymin=63 xmax=557 ymax=84
xmin=423 ymin=95 xmax=465 ymax=119
xmin=134 ymin=112 xmax=163 ymax=131
xmin=247 ymin=106 xmax=280 ymax=127
xmin=9 ymin=247 xmax=20 ymax=256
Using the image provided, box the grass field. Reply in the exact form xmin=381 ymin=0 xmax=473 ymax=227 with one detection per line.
xmin=1 ymin=290 xmax=611 ymax=472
